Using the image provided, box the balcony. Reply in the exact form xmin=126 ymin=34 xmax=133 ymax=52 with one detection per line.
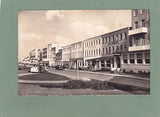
xmin=128 ymin=45 xmax=150 ymax=51
xmin=129 ymin=27 xmax=147 ymax=36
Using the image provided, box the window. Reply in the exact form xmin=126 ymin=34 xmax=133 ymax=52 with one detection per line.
xmin=109 ymin=37 xmax=111 ymax=43
xmin=120 ymin=45 xmax=123 ymax=52
xmin=105 ymin=38 xmax=107 ymax=43
xmin=125 ymin=33 xmax=127 ymax=40
xmin=134 ymin=21 xmax=138 ymax=29
xmin=124 ymin=44 xmax=127 ymax=52
xmin=99 ymin=39 xmax=101 ymax=44
xmin=123 ymin=54 xmax=127 ymax=63
xmin=109 ymin=47 xmax=111 ymax=54
xmin=116 ymin=46 xmax=119 ymax=52
xmin=141 ymin=19 xmax=145 ymax=27
xmin=101 ymin=60 xmax=105 ymax=67
xmin=112 ymin=46 xmax=114 ymax=53
xmin=94 ymin=49 xmax=95 ymax=55
xmin=103 ymin=38 xmax=104 ymax=44
xmin=91 ymin=41 xmax=93 ymax=46
xmin=137 ymin=53 xmax=143 ymax=63
xmin=145 ymin=53 xmax=150 ymax=64
xmin=140 ymin=9 xmax=145 ymax=14
xmin=103 ymin=48 xmax=105 ymax=55
xmin=133 ymin=10 xmax=138 ymax=16
xmin=129 ymin=54 xmax=135 ymax=63
xmin=96 ymin=40 xmax=98 ymax=45
xmin=106 ymin=47 xmax=107 ymax=55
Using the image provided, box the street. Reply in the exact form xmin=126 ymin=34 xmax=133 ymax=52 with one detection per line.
xmin=48 ymin=68 xmax=150 ymax=90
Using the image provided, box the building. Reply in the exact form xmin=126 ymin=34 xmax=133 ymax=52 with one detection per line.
xmin=21 ymin=56 xmax=31 ymax=64
xmin=42 ymin=44 xmax=62 ymax=67
xmin=70 ymin=41 xmax=84 ymax=69
xmin=121 ymin=9 xmax=150 ymax=73
xmin=84 ymin=36 xmax=102 ymax=70
xmin=42 ymin=47 xmax=49 ymax=66
xmin=47 ymin=43 xmax=62 ymax=67
xmin=62 ymin=45 xmax=71 ymax=67
xmin=101 ymin=27 xmax=130 ymax=71
xmin=29 ymin=49 xmax=41 ymax=64
xmin=55 ymin=49 xmax=62 ymax=66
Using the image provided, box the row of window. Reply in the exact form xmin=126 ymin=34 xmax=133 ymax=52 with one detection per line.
xmin=102 ymin=33 xmax=127 ymax=44
xmin=85 ymin=39 xmax=101 ymax=47
xmin=133 ymin=9 xmax=145 ymax=16
xmin=72 ymin=43 xmax=82 ymax=49
xmin=123 ymin=53 xmax=150 ymax=64
xmin=134 ymin=19 xmax=146 ymax=29
xmin=103 ymin=44 xmax=127 ymax=55
xmin=85 ymin=48 xmax=101 ymax=57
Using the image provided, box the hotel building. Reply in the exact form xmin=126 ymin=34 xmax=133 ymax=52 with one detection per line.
xmin=121 ymin=9 xmax=150 ymax=73
xmin=70 ymin=41 xmax=84 ymax=69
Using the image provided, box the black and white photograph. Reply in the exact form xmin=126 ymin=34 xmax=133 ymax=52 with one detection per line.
xmin=18 ymin=10 xmax=150 ymax=95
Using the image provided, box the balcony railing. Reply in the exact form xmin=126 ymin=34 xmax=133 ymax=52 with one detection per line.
xmin=129 ymin=27 xmax=147 ymax=36
xmin=128 ymin=45 xmax=150 ymax=51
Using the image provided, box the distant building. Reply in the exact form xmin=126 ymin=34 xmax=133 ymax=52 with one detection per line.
xmin=42 ymin=44 xmax=62 ymax=66
xmin=122 ymin=9 xmax=150 ymax=73
xmin=21 ymin=56 xmax=30 ymax=64
xmin=47 ymin=43 xmax=62 ymax=67
xmin=84 ymin=36 xmax=102 ymax=70
xmin=70 ymin=41 xmax=84 ymax=69
xmin=42 ymin=47 xmax=49 ymax=66
xmin=29 ymin=49 xmax=41 ymax=64
xmin=62 ymin=45 xmax=71 ymax=67
xmin=55 ymin=49 xmax=62 ymax=66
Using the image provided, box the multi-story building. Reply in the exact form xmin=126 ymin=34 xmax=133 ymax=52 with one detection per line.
xmin=55 ymin=49 xmax=62 ymax=66
xmin=62 ymin=45 xmax=71 ymax=67
xmin=21 ymin=56 xmax=31 ymax=64
xmin=121 ymin=9 xmax=150 ymax=73
xmin=84 ymin=36 xmax=102 ymax=70
xmin=42 ymin=44 xmax=62 ymax=67
xmin=70 ymin=41 xmax=84 ymax=69
xmin=101 ymin=27 xmax=130 ymax=70
xmin=42 ymin=47 xmax=49 ymax=66
xmin=47 ymin=43 xmax=62 ymax=67
xmin=29 ymin=49 xmax=41 ymax=64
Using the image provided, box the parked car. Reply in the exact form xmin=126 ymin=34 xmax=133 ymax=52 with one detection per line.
xmin=30 ymin=65 xmax=46 ymax=73
xmin=55 ymin=65 xmax=64 ymax=70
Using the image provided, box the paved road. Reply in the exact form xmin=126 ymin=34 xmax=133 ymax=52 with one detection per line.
xmin=48 ymin=68 xmax=150 ymax=89
xmin=48 ymin=68 xmax=114 ymax=81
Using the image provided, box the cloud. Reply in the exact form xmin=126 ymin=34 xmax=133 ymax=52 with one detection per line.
xmin=70 ymin=21 xmax=108 ymax=37
xmin=19 ymin=32 xmax=42 ymax=41
xmin=46 ymin=10 xmax=65 ymax=20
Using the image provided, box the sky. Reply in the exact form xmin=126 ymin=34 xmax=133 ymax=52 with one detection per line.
xmin=18 ymin=10 xmax=131 ymax=61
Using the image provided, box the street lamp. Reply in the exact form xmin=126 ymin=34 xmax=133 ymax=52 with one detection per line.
xmin=77 ymin=51 xmax=79 ymax=79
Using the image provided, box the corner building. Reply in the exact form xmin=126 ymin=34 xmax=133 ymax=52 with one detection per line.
xmin=121 ymin=9 xmax=150 ymax=73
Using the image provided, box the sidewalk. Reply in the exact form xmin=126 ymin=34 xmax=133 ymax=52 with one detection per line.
xmin=64 ymin=69 xmax=150 ymax=81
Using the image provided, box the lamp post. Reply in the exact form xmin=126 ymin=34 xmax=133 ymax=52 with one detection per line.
xmin=77 ymin=51 xmax=79 ymax=79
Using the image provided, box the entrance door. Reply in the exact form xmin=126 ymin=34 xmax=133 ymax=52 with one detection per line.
xmin=116 ymin=57 xmax=121 ymax=68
